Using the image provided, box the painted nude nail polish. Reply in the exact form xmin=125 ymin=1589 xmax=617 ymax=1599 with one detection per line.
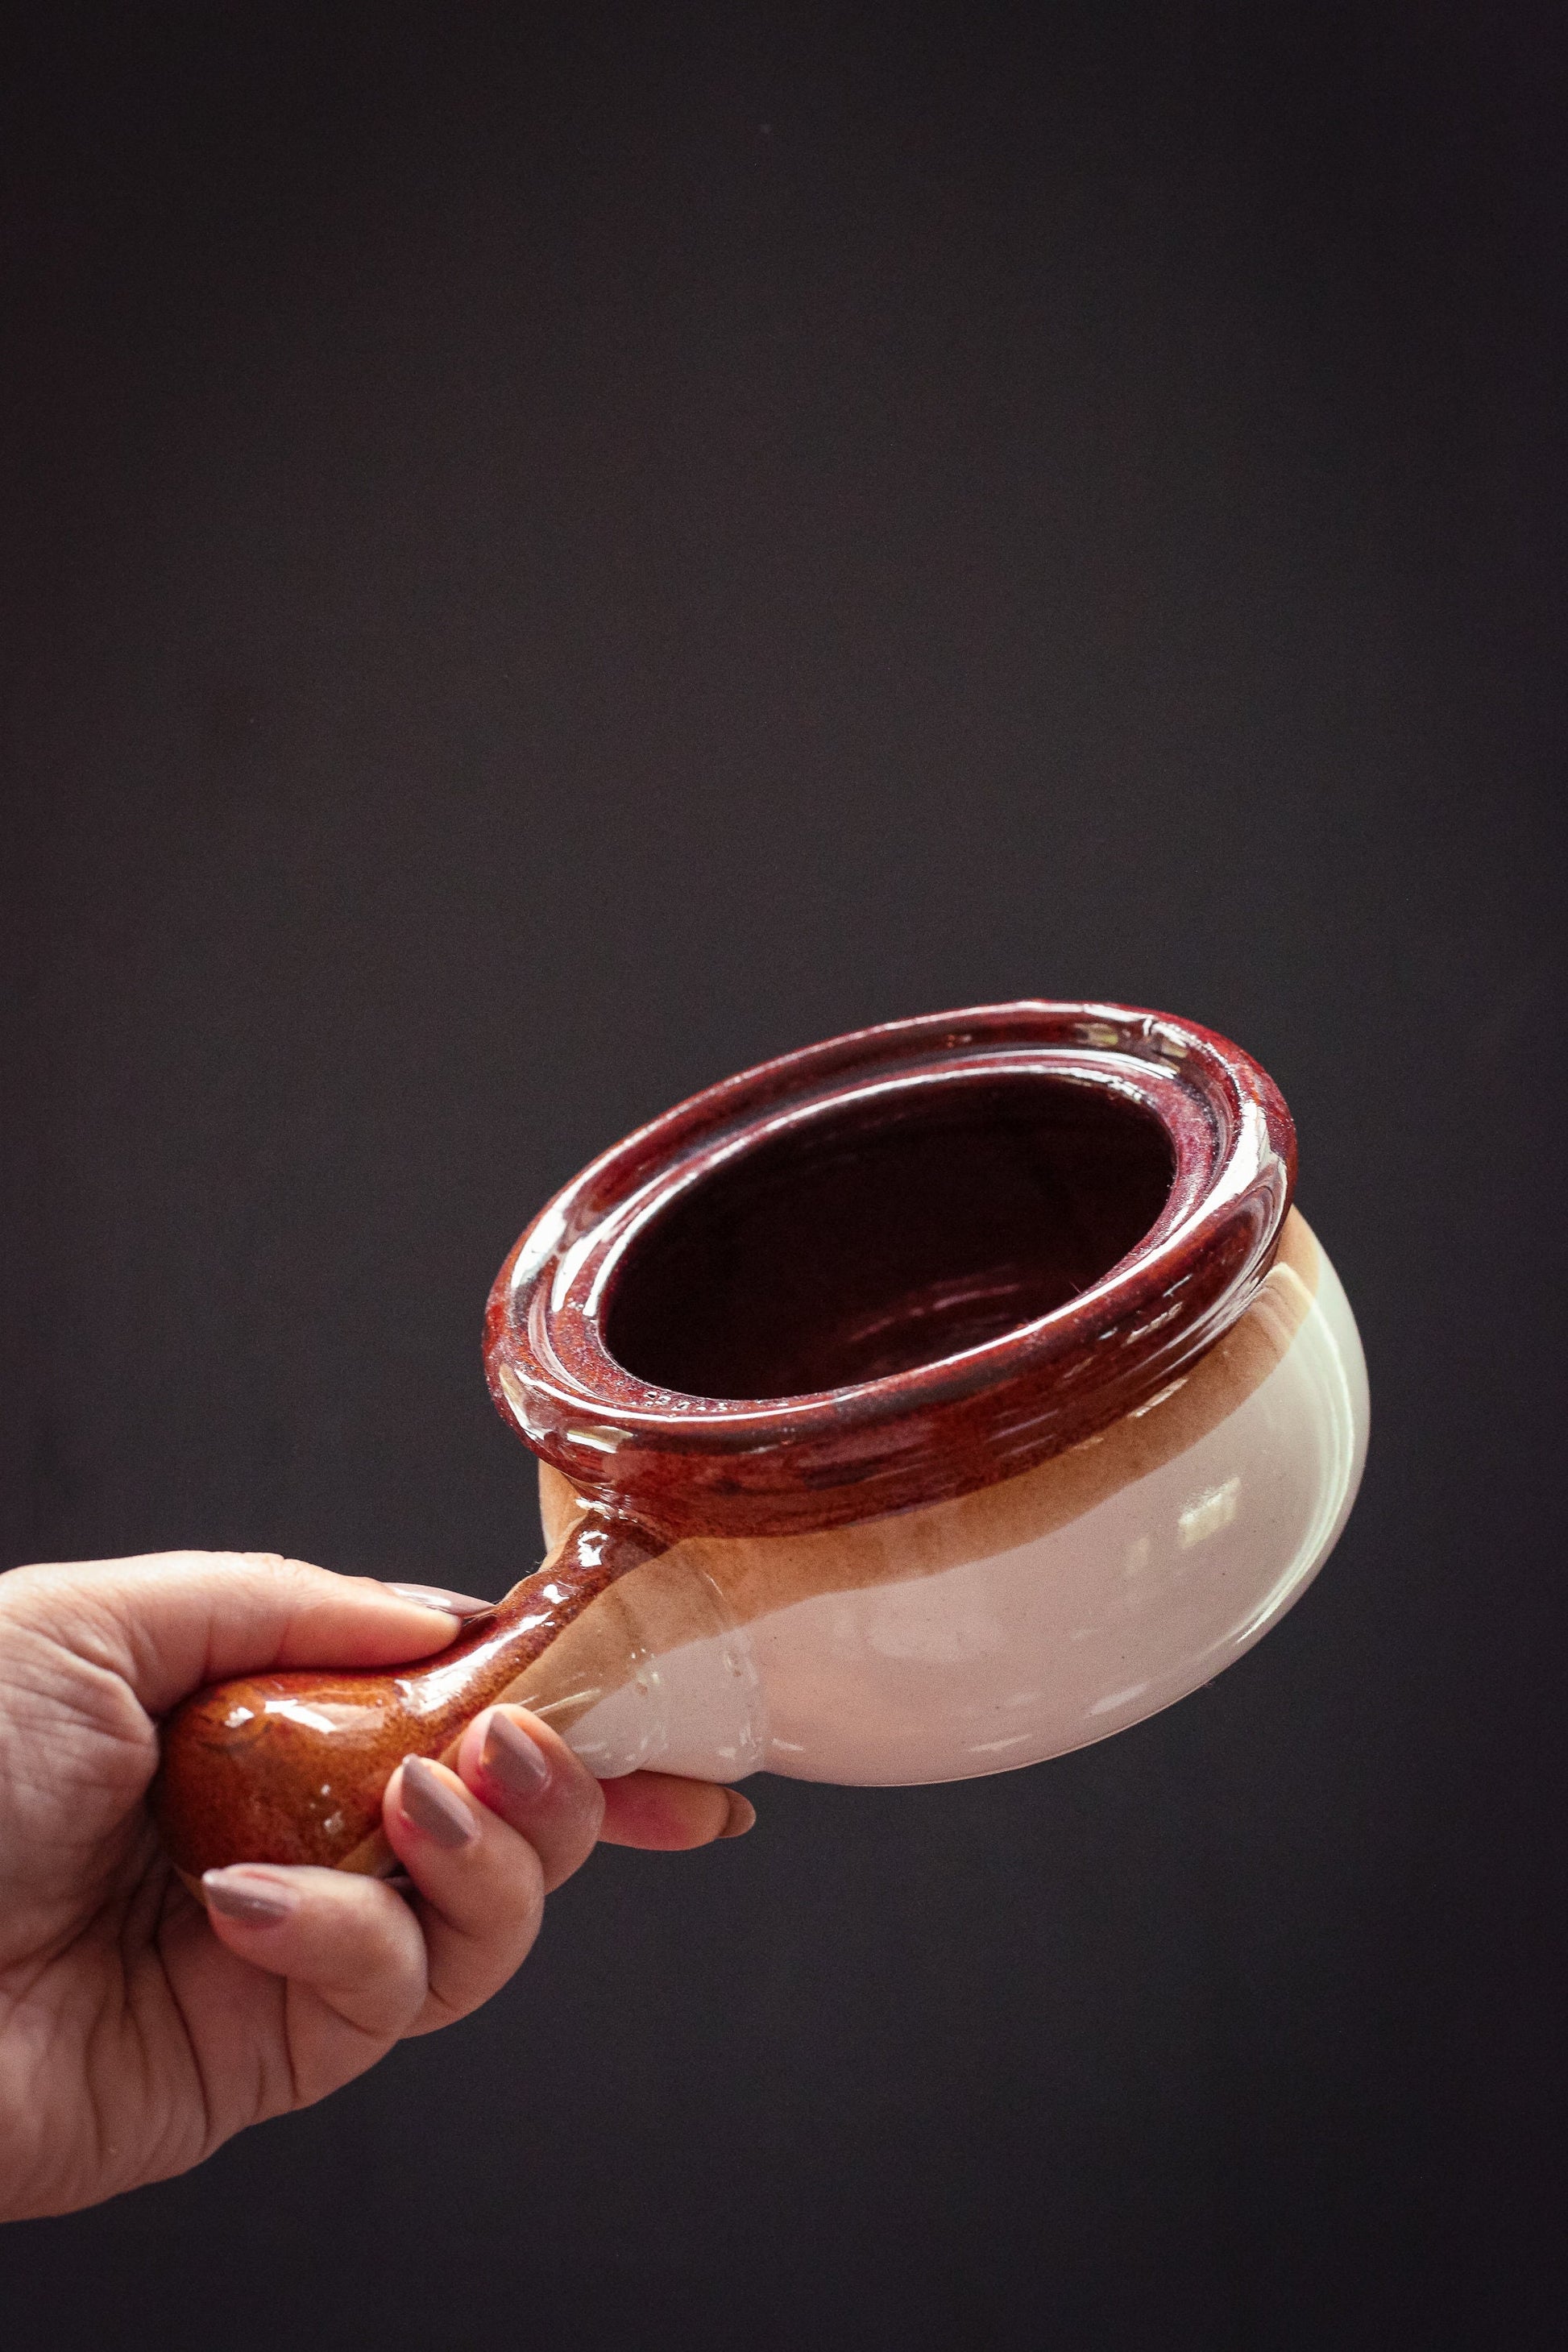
xmin=480 ymin=1708 xmax=552 ymax=1802
xmin=397 ymin=1755 xmax=480 ymax=1848
xmin=203 ymin=1868 xmax=300 ymax=1925
xmin=384 ymin=1583 xmax=496 ymax=1619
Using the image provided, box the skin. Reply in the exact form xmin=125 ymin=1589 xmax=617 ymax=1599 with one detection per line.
xmin=0 ymin=1550 xmax=754 ymax=2222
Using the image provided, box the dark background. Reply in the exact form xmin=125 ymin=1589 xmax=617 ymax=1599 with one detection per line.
xmin=2 ymin=4 xmax=1563 ymax=2345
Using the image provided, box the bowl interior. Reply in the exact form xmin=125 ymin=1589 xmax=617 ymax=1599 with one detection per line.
xmin=602 ymin=1070 xmax=1175 ymax=1401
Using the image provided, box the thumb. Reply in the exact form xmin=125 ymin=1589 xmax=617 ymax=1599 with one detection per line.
xmin=0 ymin=1551 xmax=491 ymax=1715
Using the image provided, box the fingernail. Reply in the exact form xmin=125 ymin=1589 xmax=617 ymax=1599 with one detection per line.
xmin=720 ymin=1790 xmax=757 ymax=1840
xmin=398 ymin=1754 xmax=480 ymax=1848
xmin=203 ymin=1867 xmax=300 ymax=1925
xmin=385 ymin=1583 xmax=495 ymax=1620
xmin=480 ymin=1708 xmax=552 ymax=1802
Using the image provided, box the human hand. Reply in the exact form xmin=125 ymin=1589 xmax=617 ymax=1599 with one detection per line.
xmin=0 ymin=1550 xmax=753 ymax=2221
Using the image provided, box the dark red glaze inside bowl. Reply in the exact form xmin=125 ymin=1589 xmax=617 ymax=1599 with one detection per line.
xmin=483 ymin=1003 xmax=1296 ymax=1538
xmin=604 ymin=1068 xmax=1176 ymax=1399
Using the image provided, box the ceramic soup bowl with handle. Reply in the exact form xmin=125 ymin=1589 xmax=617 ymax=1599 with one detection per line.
xmin=156 ymin=1002 xmax=1368 ymax=1879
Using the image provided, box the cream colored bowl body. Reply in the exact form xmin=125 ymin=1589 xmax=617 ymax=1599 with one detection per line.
xmin=506 ymin=1212 xmax=1367 ymax=1786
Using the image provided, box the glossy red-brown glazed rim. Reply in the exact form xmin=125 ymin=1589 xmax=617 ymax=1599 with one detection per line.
xmin=483 ymin=1002 xmax=1296 ymax=1539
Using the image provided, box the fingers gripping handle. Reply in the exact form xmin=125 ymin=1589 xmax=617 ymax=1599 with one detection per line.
xmin=152 ymin=1508 xmax=666 ymax=1881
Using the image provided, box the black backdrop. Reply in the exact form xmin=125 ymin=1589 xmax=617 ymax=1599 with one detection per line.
xmin=2 ymin=6 xmax=1564 ymax=2346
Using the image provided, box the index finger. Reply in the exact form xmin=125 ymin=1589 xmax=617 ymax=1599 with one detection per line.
xmin=1 ymin=1552 xmax=491 ymax=1712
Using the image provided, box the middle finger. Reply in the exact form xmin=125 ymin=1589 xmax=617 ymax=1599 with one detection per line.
xmin=381 ymin=1753 xmax=547 ymax=2033
xmin=454 ymin=1705 xmax=605 ymax=1891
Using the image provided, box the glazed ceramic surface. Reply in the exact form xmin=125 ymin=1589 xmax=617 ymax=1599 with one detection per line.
xmin=156 ymin=1003 xmax=1368 ymax=1877
xmin=531 ymin=1209 xmax=1364 ymax=1784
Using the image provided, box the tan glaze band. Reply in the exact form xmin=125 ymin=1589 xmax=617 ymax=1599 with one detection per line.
xmin=502 ymin=1212 xmax=1323 ymax=1741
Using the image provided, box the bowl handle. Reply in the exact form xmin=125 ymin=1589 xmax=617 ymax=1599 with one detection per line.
xmin=153 ymin=1504 xmax=667 ymax=1885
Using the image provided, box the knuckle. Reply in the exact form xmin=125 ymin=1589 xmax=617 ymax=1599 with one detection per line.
xmin=325 ymin=1912 xmax=426 ymax=2029
xmin=483 ymin=1840 xmax=547 ymax=1941
xmin=238 ymin=1551 xmax=321 ymax=1592
xmin=507 ymin=1831 xmax=549 ymax=1911
xmin=422 ymin=1821 xmax=545 ymax=1938
xmin=547 ymin=1747 xmax=607 ymax=1839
